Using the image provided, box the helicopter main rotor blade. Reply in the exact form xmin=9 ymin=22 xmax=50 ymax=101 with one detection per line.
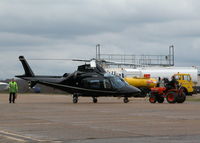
xmin=27 ymin=58 xmax=91 ymax=62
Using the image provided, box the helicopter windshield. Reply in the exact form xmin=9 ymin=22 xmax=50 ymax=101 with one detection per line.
xmin=109 ymin=76 xmax=127 ymax=89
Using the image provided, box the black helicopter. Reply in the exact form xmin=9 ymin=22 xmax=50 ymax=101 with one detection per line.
xmin=16 ymin=56 xmax=141 ymax=103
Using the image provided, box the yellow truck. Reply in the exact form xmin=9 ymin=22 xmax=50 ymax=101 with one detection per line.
xmin=174 ymin=73 xmax=194 ymax=95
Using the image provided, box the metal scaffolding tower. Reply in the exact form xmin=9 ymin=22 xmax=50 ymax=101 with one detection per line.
xmin=96 ymin=45 xmax=175 ymax=68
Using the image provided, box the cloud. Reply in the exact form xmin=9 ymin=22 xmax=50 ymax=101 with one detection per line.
xmin=0 ymin=0 xmax=200 ymax=79
xmin=1 ymin=0 xmax=198 ymax=38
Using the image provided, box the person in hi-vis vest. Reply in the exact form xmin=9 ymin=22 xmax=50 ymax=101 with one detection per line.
xmin=8 ymin=78 xmax=18 ymax=103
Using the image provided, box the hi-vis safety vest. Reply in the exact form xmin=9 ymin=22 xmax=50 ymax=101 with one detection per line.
xmin=9 ymin=81 xmax=18 ymax=93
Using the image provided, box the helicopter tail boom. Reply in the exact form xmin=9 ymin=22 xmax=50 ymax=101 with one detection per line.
xmin=17 ymin=56 xmax=35 ymax=77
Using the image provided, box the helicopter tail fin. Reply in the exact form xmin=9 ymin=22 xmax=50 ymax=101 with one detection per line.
xmin=17 ymin=56 xmax=35 ymax=77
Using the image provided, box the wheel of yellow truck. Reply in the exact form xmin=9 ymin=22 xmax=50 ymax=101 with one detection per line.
xmin=166 ymin=92 xmax=177 ymax=103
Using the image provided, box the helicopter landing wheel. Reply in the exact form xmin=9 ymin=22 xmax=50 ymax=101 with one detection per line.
xmin=73 ymin=98 xmax=78 ymax=104
xmin=73 ymin=94 xmax=78 ymax=104
xmin=123 ymin=97 xmax=129 ymax=103
xmin=92 ymin=97 xmax=98 ymax=103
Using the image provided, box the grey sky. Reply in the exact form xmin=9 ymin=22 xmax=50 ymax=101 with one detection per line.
xmin=0 ymin=0 xmax=200 ymax=79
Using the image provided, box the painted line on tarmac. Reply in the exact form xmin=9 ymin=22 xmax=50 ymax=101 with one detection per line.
xmin=0 ymin=130 xmax=50 ymax=142
xmin=0 ymin=122 xmax=53 ymax=126
xmin=0 ymin=134 xmax=26 ymax=142
xmin=72 ymin=119 xmax=136 ymax=124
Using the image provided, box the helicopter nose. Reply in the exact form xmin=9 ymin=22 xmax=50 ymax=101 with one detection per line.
xmin=128 ymin=86 xmax=141 ymax=97
xmin=130 ymin=86 xmax=141 ymax=94
xmin=121 ymin=85 xmax=141 ymax=95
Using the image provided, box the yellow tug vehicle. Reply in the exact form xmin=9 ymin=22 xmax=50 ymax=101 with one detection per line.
xmin=124 ymin=75 xmax=157 ymax=97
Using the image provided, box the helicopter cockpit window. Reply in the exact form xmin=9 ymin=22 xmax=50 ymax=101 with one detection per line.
xmin=88 ymin=79 xmax=101 ymax=89
xmin=110 ymin=77 xmax=126 ymax=88
xmin=82 ymin=78 xmax=102 ymax=89
xmin=103 ymin=79 xmax=111 ymax=89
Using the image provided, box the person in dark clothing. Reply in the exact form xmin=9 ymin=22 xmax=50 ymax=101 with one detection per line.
xmin=156 ymin=77 xmax=161 ymax=87
xmin=168 ymin=76 xmax=179 ymax=89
